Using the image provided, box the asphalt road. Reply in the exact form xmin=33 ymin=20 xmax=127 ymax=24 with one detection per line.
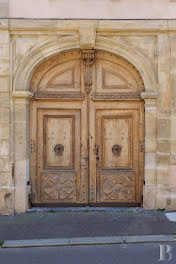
xmin=0 ymin=242 xmax=176 ymax=264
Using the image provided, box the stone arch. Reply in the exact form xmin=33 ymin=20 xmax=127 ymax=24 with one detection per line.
xmin=12 ymin=34 xmax=158 ymax=211
xmin=13 ymin=35 xmax=158 ymax=92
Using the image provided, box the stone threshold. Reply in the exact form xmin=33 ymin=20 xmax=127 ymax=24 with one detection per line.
xmin=27 ymin=207 xmax=144 ymax=213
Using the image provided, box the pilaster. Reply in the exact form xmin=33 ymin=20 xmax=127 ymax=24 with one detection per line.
xmin=12 ymin=91 xmax=33 ymax=213
xmin=141 ymin=91 xmax=158 ymax=209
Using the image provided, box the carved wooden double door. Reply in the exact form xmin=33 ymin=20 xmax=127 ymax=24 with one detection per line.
xmin=30 ymin=50 xmax=144 ymax=206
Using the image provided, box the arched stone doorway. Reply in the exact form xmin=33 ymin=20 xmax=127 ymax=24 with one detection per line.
xmin=29 ymin=50 xmax=145 ymax=206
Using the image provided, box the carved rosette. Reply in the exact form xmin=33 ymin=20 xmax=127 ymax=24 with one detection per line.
xmin=82 ymin=50 xmax=95 ymax=94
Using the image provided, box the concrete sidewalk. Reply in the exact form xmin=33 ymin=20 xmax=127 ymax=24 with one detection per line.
xmin=0 ymin=208 xmax=176 ymax=242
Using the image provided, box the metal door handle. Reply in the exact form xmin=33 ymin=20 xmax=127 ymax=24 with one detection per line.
xmin=95 ymin=145 xmax=99 ymax=160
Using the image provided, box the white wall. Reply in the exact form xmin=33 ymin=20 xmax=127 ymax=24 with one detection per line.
xmin=8 ymin=0 xmax=176 ymax=19
xmin=0 ymin=0 xmax=8 ymax=17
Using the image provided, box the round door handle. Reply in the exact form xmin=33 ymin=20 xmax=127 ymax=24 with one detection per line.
xmin=112 ymin=144 xmax=122 ymax=156
xmin=54 ymin=144 xmax=64 ymax=156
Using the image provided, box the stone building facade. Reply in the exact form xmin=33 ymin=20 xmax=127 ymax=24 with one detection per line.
xmin=0 ymin=0 xmax=176 ymax=214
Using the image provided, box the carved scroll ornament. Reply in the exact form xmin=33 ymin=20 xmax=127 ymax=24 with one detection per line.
xmin=82 ymin=50 xmax=95 ymax=94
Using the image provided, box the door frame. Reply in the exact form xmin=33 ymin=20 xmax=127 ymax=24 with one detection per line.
xmin=12 ymin=36 xmax=158 ymax=211
xmin=29 ymin=50 xmax=145 ymax=207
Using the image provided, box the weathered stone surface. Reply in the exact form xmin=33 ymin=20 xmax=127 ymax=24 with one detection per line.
xmin=170 ymin=165 xmax=176 ymax=187
xmin=14 ymin=186 xmax=30 ymax=213
xmin=0 ymin=108 xmax=10 ymax=123
xmin=0 ymin=140 xmax=9 ymax=155
xmin=157 ymin=118 xmax=170 ymax=138
xmin=145 ymin=139 xmax=157 ymax=153
xmin=0 ymin=188 xmax=14 ymax=215
xmin=0 ymin=45 xmax=9 ymax=58
xmin=0 ymin=172 xmax=10 ymax=187
xmin=145 ymin=169 xmax=157 ymax=185
xmin=145 ymin=154 xmax=157 ymax=169
xmin=0 ymin=157 xmax=10 ymax=172
xmin=156 ymin=187 xmax=176 ymax=210
xmin=111 ymin=35 xmax=157 ymax=70
xmin=0 ymin=19 xmax=176 ymax=213
xmin=143 ymin=185 xmax=156 ymax=210
xmin=157 ymin=139 xmax=170 ymax=153
xmin=0 ymin=123 xmax=10 ymax=139
xmin=79 ymin=22 xmax=97 ymax=49
xmin=157 ymin=169 xmax=170 ymax=187
xmin=0 ymin=93 xmax=9 ymax=107
xmin=0 ymin=76 xmax=9 ymax=92
xmin=0 ymin=59 xmax=9 ymax=75
xmin=0 ymin=31 xmax=9 ymax=44
xmin=157 ymin=153 xmax=170 ymax=166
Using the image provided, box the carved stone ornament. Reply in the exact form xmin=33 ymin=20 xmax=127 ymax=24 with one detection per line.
xmin=82 ymin=50 xmax=95 ymax=94
xmin=82 ymin=50 xmax=95 ymax=66
xmin=34 ymin=92 xmax=85 ymax=100
xmin=92 ymin=92 xmax=141 ymax=101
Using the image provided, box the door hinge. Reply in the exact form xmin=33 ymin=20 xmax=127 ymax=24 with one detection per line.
xmin=95 ymin=144 xmax=99 ymax=156
xmin=95 ymin=144 xmax=99 ymax=160
xmin=30 ymin=140 xmax=37 ymax=153
xmin=139 ymin=141 xmax=145 ymax=153
xmin=11 ymin=162 xmax=15 ymax=180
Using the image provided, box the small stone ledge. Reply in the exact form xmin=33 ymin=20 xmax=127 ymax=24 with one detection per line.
xmin=12 ymin=91 xmax=34 ymax=99
xmin=141 ymin=91 xmax=158 ymax=99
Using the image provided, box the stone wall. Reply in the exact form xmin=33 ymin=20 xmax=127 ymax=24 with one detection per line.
xmin=0 ymin=0 xmax=8 ymax=18
xmin=0 ymin=19 xmax=176 ymax=214
xmin=8 ymin=0 xmax=176 ymax=19
xmin=0 ymin=19 xmax=13 ymax=214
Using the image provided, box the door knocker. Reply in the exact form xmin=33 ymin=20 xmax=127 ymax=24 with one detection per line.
xmin=112 ymin=144 xmax=122 ymax=157
xmin=54 ymin=144 xmax=64 ymax=156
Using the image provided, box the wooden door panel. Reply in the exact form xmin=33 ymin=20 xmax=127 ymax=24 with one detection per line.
xmin=37 ymin=108 xmax=80 ymax=203
xmin=41 ymin=173 xmax=77 ymax=202
xmin=44 ymin=115 xmax=75 ymax=169
xmin=95 ymin=53 xmax=141 ymax=94
xmin=38 ymin=58 xmax=82 ymax=93
xmin=96 ymin=108 xmax=140 ymax=203
xmin=101 ymin=172 xmax=135 ymax=202
xmin=102 ymin=115 xmax=132 ymax=169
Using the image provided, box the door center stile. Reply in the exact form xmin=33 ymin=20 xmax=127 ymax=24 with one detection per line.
xmin=82 ymin=50 xmax=95 ymax=203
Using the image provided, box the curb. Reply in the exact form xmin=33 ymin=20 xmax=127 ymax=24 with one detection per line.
xmin=2 ymin=235 xmax=176 ymax=248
